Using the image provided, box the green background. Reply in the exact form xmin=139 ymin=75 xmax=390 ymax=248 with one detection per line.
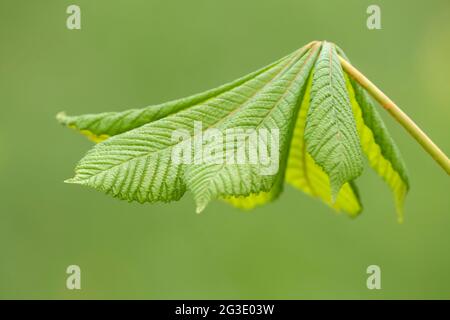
xmin=1 ymin=0 xmax=449 ymax=299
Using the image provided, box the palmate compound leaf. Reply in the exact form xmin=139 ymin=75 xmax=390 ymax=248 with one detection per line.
xmin=58 ymin=40 xmax=409 ymax=218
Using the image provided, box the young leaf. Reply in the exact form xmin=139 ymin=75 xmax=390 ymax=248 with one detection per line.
xmin=56 ymin=53 xmax=292 ymax=142
xmin=286 ymin=73 xmax=362 ymax=216
xmin=304 ymin=42 xmax=363 ymax=199
xmin=347 ymin=79 xmax=409 ymax=220
xmin=336 ymin=47 xmax=410 ymax=220
xmin=58 ymin=40 xmax=415 ymax=219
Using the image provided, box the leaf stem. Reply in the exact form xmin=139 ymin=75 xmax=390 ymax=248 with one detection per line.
xmin=339 ymin=55 xmax=450 ymax=175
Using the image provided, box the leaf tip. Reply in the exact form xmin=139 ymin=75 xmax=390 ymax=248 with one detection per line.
xmin=330 ymin=183 xmax=342 ymax=205
xmin=56 ymin=111 xmax=68 ymax=124
xmin=64 ymin=177 xmax=84 ymax=185
xmin=396 ymin=204 xmax=405 ymax=224
xmin=195 ymin=202 xmax=208 ymax=214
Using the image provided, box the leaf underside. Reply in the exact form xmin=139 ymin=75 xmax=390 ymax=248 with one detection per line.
xmin=58 ymin=41 xmax=409 ymax=219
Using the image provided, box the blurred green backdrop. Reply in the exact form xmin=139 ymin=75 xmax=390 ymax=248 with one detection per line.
xmin=1 ymin=0 xmax=449 ymax=299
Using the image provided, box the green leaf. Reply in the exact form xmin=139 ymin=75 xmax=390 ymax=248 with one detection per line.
xmin=56 ymin=53 xmax=291 ymax=142
xmin=304 ymin=41 xmax=363 ymax=199
xmin=58 ymin=40 xmax=410 ymax=219
xmin=337 ymin=47 xmax=410 ymax=220
xmin=286 ymin=71 xmax=362 ymax=217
